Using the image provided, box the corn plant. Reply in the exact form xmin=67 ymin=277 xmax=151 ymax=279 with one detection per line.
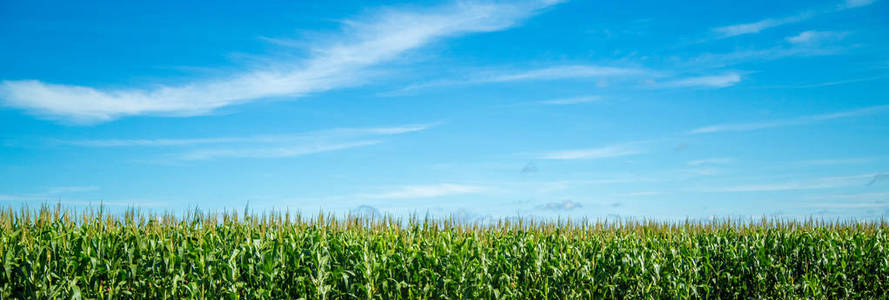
xmin=1 ymin=206 xmax=887 ymax=299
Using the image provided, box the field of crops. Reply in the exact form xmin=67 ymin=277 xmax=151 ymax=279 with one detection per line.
xmin=1 ymin=206 xmax=888 ymax=299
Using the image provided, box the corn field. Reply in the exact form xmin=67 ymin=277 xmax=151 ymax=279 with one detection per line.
xmin=1 ymin=206 xmax=888 ymax=299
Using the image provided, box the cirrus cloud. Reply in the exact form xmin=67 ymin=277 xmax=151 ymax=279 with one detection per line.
xmin=0 ymin=1 xmax=561 ymax=123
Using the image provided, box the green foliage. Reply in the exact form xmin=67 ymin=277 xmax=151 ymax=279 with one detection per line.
xmin=1 ymin=205 xmax=888 ymax=299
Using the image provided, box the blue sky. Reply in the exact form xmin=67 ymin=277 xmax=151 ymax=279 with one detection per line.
xmin=1 ymin=0 xmax=888 ymax=221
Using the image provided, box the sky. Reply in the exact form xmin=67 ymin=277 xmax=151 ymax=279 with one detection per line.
xmin=1 ymin=0 xmax=888 ymax=221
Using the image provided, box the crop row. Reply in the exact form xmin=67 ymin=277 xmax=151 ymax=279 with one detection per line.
xmin=1 ymin=207 xmax=887 ymax=299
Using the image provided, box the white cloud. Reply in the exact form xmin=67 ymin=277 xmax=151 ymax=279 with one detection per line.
xmin=362 ymin=184 xmax=486 ymax=199
xmin=842 ymin=0 xmax=876 ymax=8
xmin=687 ymin=157 xmax=734 ymax=166
xmin=801 ymin=192 xmax=889 ymax=208
xmin=56 ymin=123 xmax=431 ymax=161
xmin=485 ymin=65 xmax=645 ymax=82
xmin=713 ymin=13 xmax=813 ymax=38
xmin=805 ymin=191 xmax=889 ymax=201
xmin=796 ymin=157 xmax=874 ymax=166
xmin=786 ymin=30 xmax=848 ymax=44
xmin=58 ymin=124 xmax=433 ymax=147
xmin=761 ymin=75 xmax=889 ymax=89
xmin=687 ymin=46 xmax=847 ymax=69
xmin=539 ymin=200 xmax=582 ymax=211
xmin=698 ymin=174 xmax=875 ymax=192
xmin=539 ymin=143 xmax=642 ymax=160
xmin=712 ymin=0 xmax=874 ymax=38
xmin=522 ymin=177 xmax=656 ymax=193
xmin=0 ymin=1 xmax=560 ymax=123
xmin=690 ymin=104 xmax=889 ymax=134
xmin=393 ymin=65 xmax=742 ymax=94
xmin=0 ymin=187 xmax=164 ymax=207
xmin=681 ymin=168 xmax=724 ymax=177
xmin=325 ymin=124 xmax=436 ymax=135
xmin=706 ymin=182 xmax=838 ymax=192
xmin=612 ymin=191 xmax=663 ymax=197
xmin=178 ymin=140 xmax=381 ymax=160
xmin=808 ymin=202 xmax=889 ymax=208
xmin=46 ymin=186 xmax=100 ymax=194
xmin=64 ymin=137 xmax=242 ymax=147
xmin=0 ymin=186 xmax=100 ymax=201
xmin=393 ymin=65 xmax=647 ymax=93
xmin=539 ymin=96 xmax=601 ymax=105
xmin=0 ymin=194 xmax=47 ymax=201
xmin=654 ymin=73 xmax=741 ymax=88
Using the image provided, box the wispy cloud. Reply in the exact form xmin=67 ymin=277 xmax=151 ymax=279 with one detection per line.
xmin=652 ymin=73 xmax=742 ymax=88
xmin=362 ymin=184 xmax=487 ymax=199
xmin=539 ymin=96 xmax=601 ymax=105
xmin=703 ymin=181 xmax=840 ymax=192
xmin=538 ymin=200 xmax=582 ymax=211
xmin=484 ymin=65 xmax=645 ymax=82
xmin=711 ymin=0 xmax=874 ymax=38
xmin=58 ymin=123 xmax=432 ymax=161
xmin=612 ymin=191 xmax=663 ymax=197
xmin=868 ymin=174 xmax=889 ymax=186
xmin=690 ymin=104 xmax=889 ymax=134
xmin=805 ymin=191 xmax=889 ymax=201
xmin=801 ymin=192 xmax=889 ymax=208
xmin=178 ymin=140 xmax=381 ymax=160
xmin=0 ymin=1 xmax=560 ymax=123
xmin=0 ymin=194 xmax=47 ymax=201
xmin=394 ymin=64 xmax=741 ymax=94
xmin=760 ymin=75 xmax=889 ymax=89
xmin=539 ymin=143 xmax=643 ymax=160
xmin=842 ymin=0 xmax=877 ymax=8
xmin=687 ymin=45 xmax=848 ymax=69
xmin=786 ymin=30 xmax=849 ymax=44
xmin=713 ymin=12 xmax=814 ymax=38
xmin=687 ymin=157 xmax=734 ymax=166
xmin=796 ymin=157 xmax=875 ymax=166
xmin=393 ymin=64 xmax=648 ymax=94
xmin=698 ymin=173 xmax=876 ymax=192
xmin=61 ymin=137 xmax=255 ymax=147
xmin=58 ymin=124 xmax=433 ymax=147
xmin=681 ymin=168 xmax=724 ymax=177
xmin=519 ymin=177 xmax=656 ymax=193
xmin=0 ymin=186 xmax=161 ymax=207
xmin=46 ymin=186 xmax=100 ymax=194
xmin=807 ymin=202 xmax=889 ymax=208
xmin=349 ymin=205 xmax=383 ymax=218
xmin=0 ymin=186 xmax=100 ymax=201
